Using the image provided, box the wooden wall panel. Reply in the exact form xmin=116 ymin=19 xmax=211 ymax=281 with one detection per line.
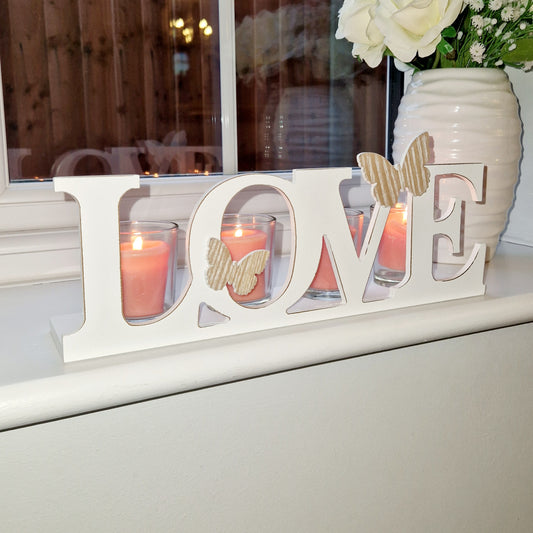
xmin=174 ymin=1 xmax=201 ymax=146
xmin=199 ymin=0 xmax=220 ymax=149
xmin=0 ymin=0 xmax=384 ymax=180
xmin=140 ymin=0 xmax=174 ymax=143
xmin=43 ymin=0 xmax=86 ymax=161
xmin=5 ymin=0 xmax=54 ymax=178
xmin=0 ymin=0 xmax=17 ymax=149
xmin=78 ymin=0 xmax=118 ymax=149
xmin=165 ymin=0 xmax=220 ymax=161
xmin=113 ymin=0 xmax=147 ymax=145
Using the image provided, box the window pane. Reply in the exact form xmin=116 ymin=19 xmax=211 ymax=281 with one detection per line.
xmin=1 ymin=0 xmax=389 ymax=182
xmin=0 ymin=0 xmax=222 ymax=181
xmin=235 ymin=0 xmax=388 ymax=172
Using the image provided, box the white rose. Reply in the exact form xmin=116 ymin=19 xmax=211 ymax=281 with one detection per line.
xmin=336 ymin=0 xmax=387 ymax=68
xmin=375 ymin=0 xmax=463 ymax=63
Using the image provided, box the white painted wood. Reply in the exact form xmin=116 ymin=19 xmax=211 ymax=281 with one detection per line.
xmin=2 ymin=323 xmax=533 ymax=531
xmin=218 ymin=0 xmax=238 ymax=175
xmin=52 ymin=159 xmax=486 ymax=362
xmin=502 ymin=68 xmax=533 ymax=247
xmin=2 ymin=240 xmax=531 ymax=431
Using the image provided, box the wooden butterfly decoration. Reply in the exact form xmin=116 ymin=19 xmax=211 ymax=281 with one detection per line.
xmin=206 ymin=238 xmax=270 ymax=296
xmin=357 ymin=132 xmax=431 ymax=207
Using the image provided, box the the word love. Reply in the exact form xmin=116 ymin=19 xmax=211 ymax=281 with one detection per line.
xmin=53 ymin=163 xmax=486 ymax=362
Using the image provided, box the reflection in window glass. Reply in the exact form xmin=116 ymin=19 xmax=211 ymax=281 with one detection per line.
xmin=0 ymin=0 xmax=388 ymax=182
xmin=1 ymin=0 xmax=222 ymax=181
xmin=235 ymin=0 xmax=387 ymax=171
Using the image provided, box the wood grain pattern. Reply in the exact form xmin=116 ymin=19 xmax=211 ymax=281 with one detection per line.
xmin=1 ymin=0 xmax=222 ymax=179
xmin=44 ymin=0 xmax=86 ymax=161
xmin=6 ymin=0 xmax=53 ymax=178
xmin=357 ymin=132 xmax=431 ymax=207
xmin=206 ymin=237 xmax=269 ymax=296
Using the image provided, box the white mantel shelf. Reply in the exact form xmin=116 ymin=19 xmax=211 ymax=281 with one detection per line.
xmin=1 ymin=240 xmax=533 ymax=432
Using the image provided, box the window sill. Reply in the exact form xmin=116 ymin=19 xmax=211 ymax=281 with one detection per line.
xmin=0 ymin=171 xmax=373 ymax=287
xmin=1 ymin=240 xmax=532 ymax=431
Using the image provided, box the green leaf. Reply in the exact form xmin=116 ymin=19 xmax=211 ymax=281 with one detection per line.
xmin=440 ymin=56 xmax=457 ymax=68
xmin=502 ymin=39 xmax=533 ymax=64
xmin=437 ymin=39 xmax=454 ymax=56
xmin=441 ymin=26 xmax=457 ymax=38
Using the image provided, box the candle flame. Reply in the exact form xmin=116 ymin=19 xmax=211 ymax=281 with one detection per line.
xmin=394 ymin=203 xmax=408 ymax=224
xmin=132 ymin=235 xmax=144 ymax=250
xmin=235 ymin=228 xmax=243 ymax=238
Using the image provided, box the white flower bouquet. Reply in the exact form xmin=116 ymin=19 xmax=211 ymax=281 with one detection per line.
xmin=336 ymin=0 xmax=533 ymax=71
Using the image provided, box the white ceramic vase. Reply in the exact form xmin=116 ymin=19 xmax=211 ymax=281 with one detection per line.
xmin=392 ymin=68 xmax=522 ymax=263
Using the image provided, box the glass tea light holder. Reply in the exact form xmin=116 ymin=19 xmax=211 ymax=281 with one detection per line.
xmin=306 ymin=208 xmax=364 ymax=300
xmin=220 ymin=214 xmax=276 ymax=306
xmin=373 ymin=203 xmax=408 ymax=287
xmin=119 ymin=221 xmax=178 ymax=321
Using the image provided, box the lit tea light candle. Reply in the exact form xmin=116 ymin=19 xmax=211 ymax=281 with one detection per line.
xmin=120 ymin=222 xmax=177 ymax=319
xmin=378 ymin=203 xmax=407 ymax=270
xmin=374 ymin=203 xmax=408 ymax=286
xmin=307 ymin=209 xmax=364 ymax=299
xmin=310 ymin=209 xmax=364 ymax=294
xmin=220 ymin=226 xmax=268 ymax=303
xmin=310 ymin=228 xmax=358 ymax=292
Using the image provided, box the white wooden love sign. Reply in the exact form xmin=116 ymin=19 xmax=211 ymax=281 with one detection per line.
xmin=52 ymin=134 xmax=486 ymax=362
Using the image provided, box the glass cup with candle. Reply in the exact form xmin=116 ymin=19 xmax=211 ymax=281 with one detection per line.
xmin=306 ymin=208 xmax=364 ymax=300
xmin=119 ymin=221 xmax=178 ymax=321
xmin=220 ymin=214 xmax=276 ymax=306
xmin=373 ymin=203 xmax=408 ymax=286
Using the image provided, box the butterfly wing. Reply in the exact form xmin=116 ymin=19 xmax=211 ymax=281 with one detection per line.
xmin=357 ymin=152 xmax=401 ymax=207
xmin=206 ymin=238 xmax=270 ymax=296
xmin=231 ymin=250 xmax=270 ymax=296
xmin=399 ymin=132 xmax=431 ymax=197
xmin=206 ymin=238 xmax=233 ymax=291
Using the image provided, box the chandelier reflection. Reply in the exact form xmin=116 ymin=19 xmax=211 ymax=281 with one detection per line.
xmin=170 ymin=16 xmax=213 ymax=43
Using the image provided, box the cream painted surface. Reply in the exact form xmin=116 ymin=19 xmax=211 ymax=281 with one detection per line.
xmin=2 ymin=241 xmax=533 ymax=431
xmin=502 ymin=68 xmax=533 ymax=247
xmin=2 ymin=324 xmax=533 ymax=532
xmin=51 ymin=165 xmax=486 ymax=363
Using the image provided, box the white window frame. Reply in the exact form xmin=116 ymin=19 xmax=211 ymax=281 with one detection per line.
xmin=0 ymin=1 xmax=238 ymax=222
xmin=0 ymin=1 xmax=391 ymax=287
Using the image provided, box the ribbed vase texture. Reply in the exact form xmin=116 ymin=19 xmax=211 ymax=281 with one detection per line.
xmin=393 ymin=68 xmax=522 ymax=263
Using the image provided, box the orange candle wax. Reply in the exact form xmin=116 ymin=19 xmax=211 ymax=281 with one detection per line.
xmin=310 ymin=226 xmax=358 ymax=292
xmin=220 ymin=228 xmax=268 ymax=303
xmin=120 ymin=236 xmax=170 ymax=319
xmin=378 ymin=205 xmax=407 ymax=271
